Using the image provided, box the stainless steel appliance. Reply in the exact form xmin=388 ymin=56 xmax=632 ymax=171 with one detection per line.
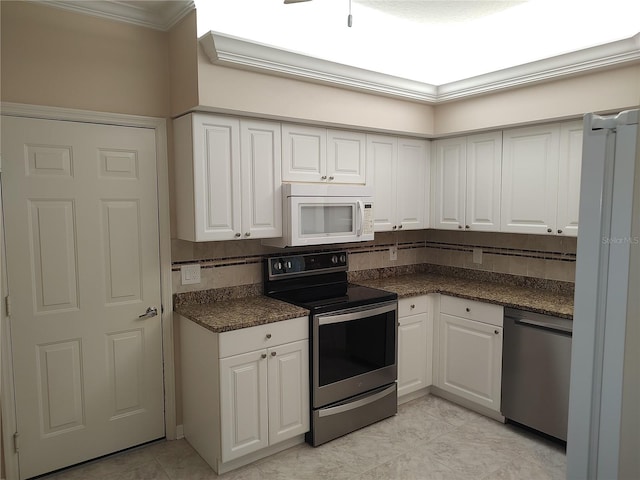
xmin=262 ymin=183 xmax=374 ymax=248
xmin=264 ymin=251 xmax=398 ymax=446
xmin=501 ymin=308 xmax=573 ymax=441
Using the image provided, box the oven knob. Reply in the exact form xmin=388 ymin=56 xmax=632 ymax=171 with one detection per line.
xmin=331 ymin=255 xmax=338 ymax=264
xmin=274 ymin=262 xmax=282 ymax=271
xmin=339 ymin=254 xmax=346 ymax=263
xmin=286 ymin=261 xmax=292 ymax=269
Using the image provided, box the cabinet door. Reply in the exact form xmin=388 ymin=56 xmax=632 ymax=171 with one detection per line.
xmin=282 ymin=124 xmax=326 ymax=183
xmin=267 ymin=340 xmax=310 ymax=445
xmin=240 ymin=120 xmax=282 ymax=239
xmin=367 ymin=135 xmax=397 ymax=231
xmin=438 ymin=314 xmax=502 ymax=411
xmin=433 ymin=138 xmax=466 ymax=230
xmin=327 ymin=130 xmax=366 ymax=184
xmin=466 ymin=132 xmax=502 ymax=231
xmin=192 ymin=114 xmax=242 ymax=241
xmin=557 ymin=121 xmax=582 ymax=237
xmin=397 ymin=138 xmax=428 ymax=230
xmin=219 ymin=350 xmax=269 ymax=462
xmin=501 ymin=125 xmax=560 ymax=234
xmin=398 ymin=313 xmax=428 ymax=397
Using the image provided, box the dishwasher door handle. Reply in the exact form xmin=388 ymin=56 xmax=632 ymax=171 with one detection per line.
xmin=513 ymin=316 xmax=572 ymax=334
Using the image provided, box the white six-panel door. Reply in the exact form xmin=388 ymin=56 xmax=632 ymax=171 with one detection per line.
xmin=2 ymin=116 xmax=164 ymax=479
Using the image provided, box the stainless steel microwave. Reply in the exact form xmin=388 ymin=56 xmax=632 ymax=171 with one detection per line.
xmin=263 ymin=183 xmax=374 ymax=248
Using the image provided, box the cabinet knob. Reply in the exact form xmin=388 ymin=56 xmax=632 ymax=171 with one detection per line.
xmin=465 ymin=225 xmax=470 ymax=229
xmin=410 ymin=304 xmax=415 ymax=309
xmin=494 ymin=330 xmax=500 ymax=335
xmin=398 ymin=225 xmax=403 ymax=229
xmin=261 ymin=353 xmax=267 ymax=359
xmin=557 ymin=229 xmax=563 ymax=234
xmin=266 ymin=333 xmax=272 ymax=339
xmin=328 ymin=176 xmax=335 ymax=181
xmin=458 ymin=225 xmax=463 ymax=229
xmin=321 ymin=175 xmax=327 ymax=180
xmin=392 ymin=225 xmax=397 ymax=230
xmin=547 ymin=228 xmax=552 ymax=233
xmin=234 ymin=232 xmax=241 ymax=237
xmin=245 ymin=232 xmax=251 ymax=237
xmin=465 ymin=307 xmax=470 ymax=312
xmin=271 ymin=351 xmax=277 ymax=357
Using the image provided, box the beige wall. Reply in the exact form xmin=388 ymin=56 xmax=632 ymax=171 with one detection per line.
xmin=168 ymin=11 xmax=199 ymax=117
xmin=196 ymin=48 xmax=436 ymax=136
xmin=0 ymin=1 xmax=170 ymax=118
xmin=434 ymin=65 xmax=640 ymax=135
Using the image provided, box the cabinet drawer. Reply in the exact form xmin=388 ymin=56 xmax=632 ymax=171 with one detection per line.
xmin=398 ymin=296 xmax=428 ymax=318
xmin=219 ymin=316 xmax=308 ymax=358
xmin=440 ymin=295 xmax=503 ymax=327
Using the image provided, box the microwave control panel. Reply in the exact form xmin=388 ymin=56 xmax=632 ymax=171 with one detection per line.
xmin=363 ymin=203 xmax=374 ymax=235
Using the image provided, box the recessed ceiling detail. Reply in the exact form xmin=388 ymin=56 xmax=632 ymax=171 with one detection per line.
xmin=202 ymin=31 xmax=640 ymax=104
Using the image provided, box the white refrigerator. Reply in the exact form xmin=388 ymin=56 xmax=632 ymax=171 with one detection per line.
xmin=567 ymin=109 xmax=639 ymax=479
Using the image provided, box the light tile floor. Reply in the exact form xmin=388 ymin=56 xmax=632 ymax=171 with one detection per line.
xmin=42 ymin=395 xmax=566 ymax=480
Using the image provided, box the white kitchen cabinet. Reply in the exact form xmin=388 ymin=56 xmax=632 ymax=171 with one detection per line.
xmin=397 ymin=296 xmax=432 ymax=398
xmin=433 ymin=132 xmax=502 ymax=231
xmin=220 ymin=339 xmax=309 ymax=461
xmin=173 ymin=113 xmax=282 ymax=241
xmin=501 ymin=121 xmax=582 ymax=236
xmin=220 ymin=349 xmax=269 ymax=460
xmin=556 ymin=121 xmax=583 ymax=236
xmin=180 ymin=315 xmax=309 ymax=474
xmin=367 ymin=134 xmax=429 ymax=232
xmin=282 ymin=124 xmax=366 ymax=184
xmin=435 ymin=295 xmax=503 ymax=412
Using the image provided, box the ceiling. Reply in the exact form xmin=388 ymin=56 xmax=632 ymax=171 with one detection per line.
xmin=196 ymin=0 xmax=640 ymax=85
xmin=37 ymin=0 xmax=640 ymax=101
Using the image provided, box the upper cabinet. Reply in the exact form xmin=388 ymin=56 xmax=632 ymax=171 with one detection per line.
xmin=433 ymin=132 xmax=502 ymax=231
xmin=557 ymin=121 xmax=583 ymax=236
xmin=174 ymin=113 xmax=282 ymax=242
xmin=367 ymin=135 xmax=429 ymax=232
xmin=501 ymin=121 xmax=582 ymax=236
xmin=282 ymin=124 xmax=366 ymax=184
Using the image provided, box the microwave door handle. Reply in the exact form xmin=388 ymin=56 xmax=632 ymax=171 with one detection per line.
xmin=356 ymin=200 xmax=364 ymax=237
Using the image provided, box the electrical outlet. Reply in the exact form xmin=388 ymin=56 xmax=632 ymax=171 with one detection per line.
xmin=473 ymin=248 xmax=483 ymax=264
xmin=181 ymin=264 xmax=201 ymax=285
xmin=389 ymin=246 xmax=398 ymax=261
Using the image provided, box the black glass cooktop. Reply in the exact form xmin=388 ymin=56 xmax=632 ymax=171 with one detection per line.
xmin=270 ymin=284 xmax=397 ymax=314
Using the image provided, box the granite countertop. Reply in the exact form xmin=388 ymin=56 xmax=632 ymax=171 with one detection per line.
xmin=174 ymin=296 xmax=309 ymax=333
xmin=174 ymin=269 xmax=573 ymax=333
xmin=355 ymin=273 xmax=574 ymax=319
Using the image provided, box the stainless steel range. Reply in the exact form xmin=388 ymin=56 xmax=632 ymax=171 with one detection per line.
xmin=264 ymin=251 xmax=398 ymax=446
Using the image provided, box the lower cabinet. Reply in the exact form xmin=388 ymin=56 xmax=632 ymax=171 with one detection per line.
xmin=397 ymin=295 xmax=432 ymax=398
xmin=180 ymin=315 xmax=309 ymax=473
xmin=435 ymin=295 xmax=503 ymax=412
xmin=220 ymin=339 xmax=309 ymax=461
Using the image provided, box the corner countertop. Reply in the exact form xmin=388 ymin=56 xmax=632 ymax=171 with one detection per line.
xmin=354 ymin=273 xmax=574 ymax=319
xmin=174 ymin=270 xmax=573 ymax=333
xmin=174 ymin=295 xmax=309 ymax=333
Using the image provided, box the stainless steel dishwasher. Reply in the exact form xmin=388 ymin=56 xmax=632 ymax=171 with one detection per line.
xmin=501 ymin=308 xmax=572 ymax=441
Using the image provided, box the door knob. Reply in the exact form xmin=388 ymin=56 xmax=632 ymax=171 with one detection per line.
xmin=138 ymin=307 xmax=158 ymax=319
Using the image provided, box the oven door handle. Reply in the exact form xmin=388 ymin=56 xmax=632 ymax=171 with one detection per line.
xmin=317 ymin=302 xmax=397 ymax=326
xmin=318 ymin=384 xmax=396 ymax=417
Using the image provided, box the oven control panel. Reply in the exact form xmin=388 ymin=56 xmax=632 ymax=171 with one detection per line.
xmin=268 ymin=251 xmax=348 ymax=278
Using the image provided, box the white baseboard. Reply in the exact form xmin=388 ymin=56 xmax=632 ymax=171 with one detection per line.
xmin=175 ymin=424 xmax=184 ymax=439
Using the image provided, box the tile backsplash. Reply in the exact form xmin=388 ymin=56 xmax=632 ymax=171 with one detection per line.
xmin=171 ymin=230 xmax=576 ymax=294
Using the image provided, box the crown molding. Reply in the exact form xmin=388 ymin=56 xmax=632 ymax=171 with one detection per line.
xmin=201 ymin=32 xmax=640 ymax=104
xmin=31 ymin=1 xmax=195 ymax=31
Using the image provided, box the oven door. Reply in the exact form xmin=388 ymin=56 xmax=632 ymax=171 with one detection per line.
xmin=312 ymin=301 xmax=397 ymax=409
xmin=288 ymin=196 xmax=373 ymax=246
